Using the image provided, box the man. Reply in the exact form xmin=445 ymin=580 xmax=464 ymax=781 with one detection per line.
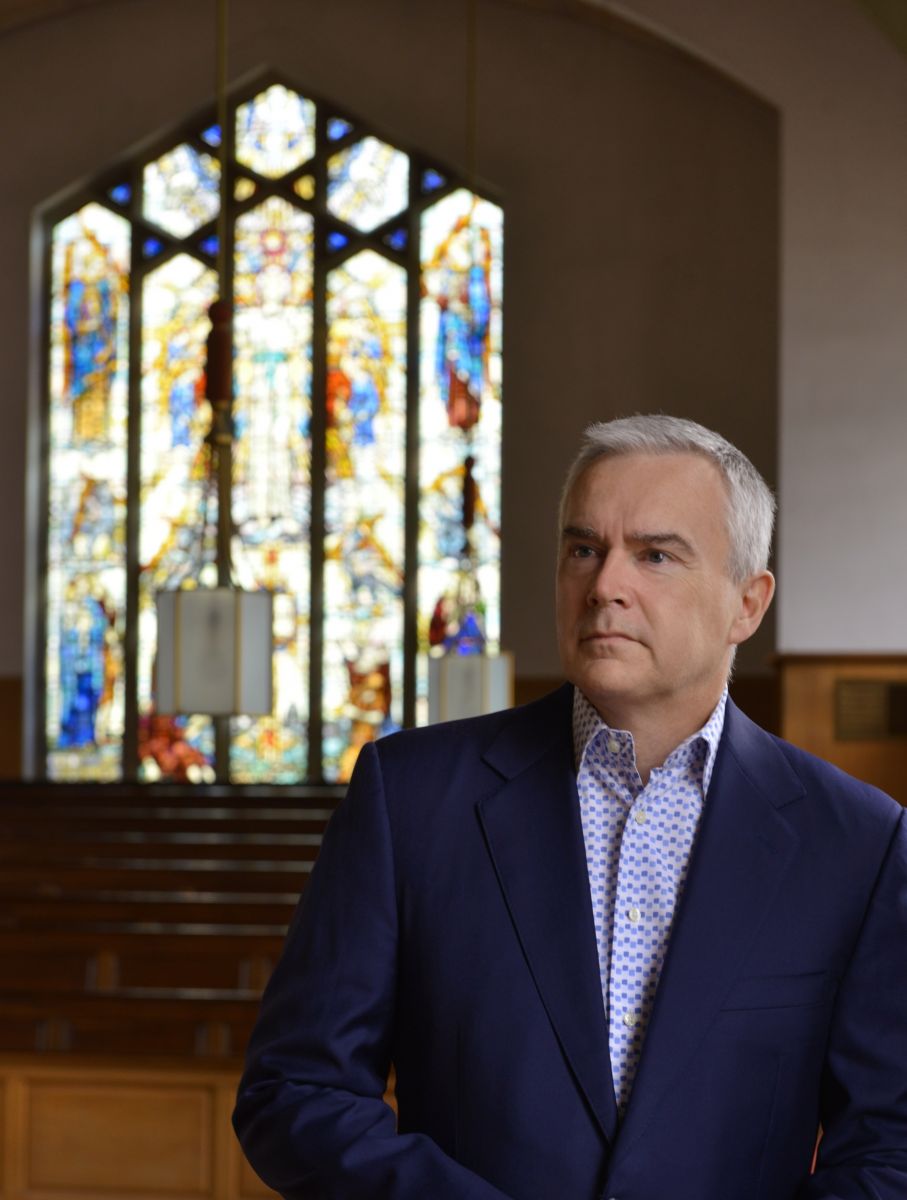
xmin=234 ymin=415 xmax=907 ymax=1199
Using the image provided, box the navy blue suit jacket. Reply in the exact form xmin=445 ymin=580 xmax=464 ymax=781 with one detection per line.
xmin=234 ymin=686 xmax=907 ymax=1199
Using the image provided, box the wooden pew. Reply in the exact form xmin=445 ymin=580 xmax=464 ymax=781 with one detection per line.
xmin=0 ymin=781 xmax=344 ymax=1058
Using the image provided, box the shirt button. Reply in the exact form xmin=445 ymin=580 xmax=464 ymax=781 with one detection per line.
xmin=607 ymin=737 xmax=620 ymax=754
xmin=628 ymin=906 xmax=641 ymax=922
xmin=622 ymin=1011 xmax=638 ymax=1028
xmin=634 ymin=807 xmax=647 ymax=825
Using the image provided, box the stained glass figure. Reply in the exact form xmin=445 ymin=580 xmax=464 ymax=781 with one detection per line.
xmin=322 ymin=250 xmax=407 ymax=781
xmin=46 ymin=203 xmax=130 ymax=780
xmin=327 ymin=137 xmax=409 ymax=232
xmin=230 ymin=196 xmax=314 ymax=782
xmin=138 ymin=254 xmax=219 ymax=782
xmin=143 ymin=143 xmax=221 ymax=239
xmin=418 ymin=189 xmax=503 ymax=721
xmin=236 ymin=84 xmax=316 ymax=179
xmin=41 ymin=76 xmax=503 ymax=783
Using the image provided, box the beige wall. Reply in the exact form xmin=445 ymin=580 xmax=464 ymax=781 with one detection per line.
xmin=598 ymin=0 xmax=907 ymax=653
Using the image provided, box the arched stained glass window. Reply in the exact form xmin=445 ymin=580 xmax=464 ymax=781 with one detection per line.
xmin=36 ymin=74 xmax=503 ymax=785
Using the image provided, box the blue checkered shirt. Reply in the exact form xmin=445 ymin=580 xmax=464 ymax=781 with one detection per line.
xmin=573 ymin=685 xmax=728 ymax=1115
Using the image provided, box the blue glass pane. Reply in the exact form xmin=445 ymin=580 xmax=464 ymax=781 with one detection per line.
xmin=422 ymin=168 xmax=446 ymax=193
xmin=384 ymin=228 xmax=408 ymax=252
xmin=108 ymin=184 xmax=131 ymax=206
xmin=327 ymin=117 xmax=353 ymax=141
xmin=446 ymin=609 xmax=486 ymax=655
xmin=201 ymin=124 xmax=222 ymax=147
xmin=199 ymin=235 xmax=219 ymax=256
xmin=326 ymin=231 xmax=349 ymax=252
xmin=143 ymin=237 xmax=164 ymax=259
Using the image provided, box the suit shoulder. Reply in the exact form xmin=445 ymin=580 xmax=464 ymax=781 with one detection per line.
xmin=374 ymin=704 xmax=511 ymax=766
xmin=371 ymin=683 xmax=572 ymax=772
xmin=761 ymin=728 xmax=902 ymax=847
xmin=724 ymin=701 xmax=902 ymax=840
xmin=774 ymin=732 xmax=897 ymax=809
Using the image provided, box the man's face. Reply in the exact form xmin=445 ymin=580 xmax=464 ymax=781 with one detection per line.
xmin=556 ymin=451 xmax=761 ymax=728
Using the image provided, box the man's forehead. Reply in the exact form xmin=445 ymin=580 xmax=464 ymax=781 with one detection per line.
xmin=579 ymin=448 xmax=719 ymax=479
xmin=562 ymin=451 xmax=728 ymax=542
xmin=567 ymin=451 xmax=724 ymax=505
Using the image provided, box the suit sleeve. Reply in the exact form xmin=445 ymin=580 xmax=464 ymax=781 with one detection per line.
xmin=232 ymin=741 xmax=513 ymax=1200
xmin=797 ymin=808 xmax=907 ymax=1199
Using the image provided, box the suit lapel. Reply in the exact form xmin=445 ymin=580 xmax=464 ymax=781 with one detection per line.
xmin=477 ymin=686 xmax=619 ymax=1144
xmin=613 ymin=702 xmax=805 ymax=1154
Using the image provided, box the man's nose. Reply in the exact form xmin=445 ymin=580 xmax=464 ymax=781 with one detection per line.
xmin=587 ymin=551 xmax=630 ymax=608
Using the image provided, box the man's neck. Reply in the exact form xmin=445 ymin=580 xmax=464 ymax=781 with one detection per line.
xmin=588 ymin=691 xmax=726 ymax=787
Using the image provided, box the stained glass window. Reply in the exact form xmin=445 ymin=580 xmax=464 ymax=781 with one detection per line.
xmin=327 ymin=138 xmax=409 ymax=232
xmin=230 ymin=197 xmax=314 ymax=783
xmin=46 ymin=203 xmax=130 ymax=781
xmin=143 ymin=144 xmax=221 ymax=239
xmin=418 ymin=191 xmax=503 ymax=719
xmin=37 ymin=73 xmax=503 ymax=783
xmin=138 ymin=253 xmax=219 ymax=782
xmin=322 ymin=250 xmax=407 ymax=781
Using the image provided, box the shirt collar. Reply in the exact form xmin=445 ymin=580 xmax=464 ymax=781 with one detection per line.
xmin=572 ymin=685 xmax=729 ymax=796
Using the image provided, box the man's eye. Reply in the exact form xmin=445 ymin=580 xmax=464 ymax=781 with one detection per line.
xmin=645 ymin=549 xmax=670 ymax=564
xmin=570 ymin=544 xmax=596 ymax=558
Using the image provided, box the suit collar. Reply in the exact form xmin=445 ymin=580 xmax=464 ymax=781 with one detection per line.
xmin=481 ymin=683 xmax=575 ymax=780
xmin=478 ymin=685 xmax=620 ymax=1144
xmin=613 ymin=699 xmax=805 ymax=1155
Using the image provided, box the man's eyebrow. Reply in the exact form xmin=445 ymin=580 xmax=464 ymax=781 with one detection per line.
xmin=561 ymin=524 xmax=598 ymax=540
xmin=560 ymin=526 xmax=697 ymax=557
xmin=560 ymin=525 xmax=698 ymax=558
xmin=630 ymin=531 xmax=697 ymax=557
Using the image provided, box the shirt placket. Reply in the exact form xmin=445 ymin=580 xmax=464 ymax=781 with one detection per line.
xmin=608 ymin=776 xmax=664 ymax=1114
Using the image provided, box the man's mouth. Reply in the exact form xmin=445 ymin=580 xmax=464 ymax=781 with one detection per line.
xmin=580 ymin=630 xmax=637 ymax=643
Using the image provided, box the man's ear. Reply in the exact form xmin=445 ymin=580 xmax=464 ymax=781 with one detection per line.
xmin=729 ymin=570 xmax=775 ymax=647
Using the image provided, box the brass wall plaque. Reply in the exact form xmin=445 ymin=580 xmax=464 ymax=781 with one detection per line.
xmin=835 ymin=679 xmax=907 ymax=740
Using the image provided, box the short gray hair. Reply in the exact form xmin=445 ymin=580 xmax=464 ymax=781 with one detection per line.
xmin=559 ymin=414 xmax=775 ymax=582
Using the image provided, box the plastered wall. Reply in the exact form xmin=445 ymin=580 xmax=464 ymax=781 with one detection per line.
xmin=598 ymin=0 xmax=907 ymax=652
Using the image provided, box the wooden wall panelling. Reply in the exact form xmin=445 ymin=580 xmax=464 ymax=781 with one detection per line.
xmin=779 ymin=655 xmax=907 ymax=805
xmin=0 ymin=1072 xmax=6 ymax=1200
xmin=27 ymin=1079 xmax=213 ymax=1196
xmin=1 ymin=1074 xmax=26 ymax=1200
xmin=0 ymin=1057 xmax=278 ymax=1200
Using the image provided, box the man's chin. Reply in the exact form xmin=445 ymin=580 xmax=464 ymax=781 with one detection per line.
xmin=566 ymin=659 xmax=642 ymax=699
